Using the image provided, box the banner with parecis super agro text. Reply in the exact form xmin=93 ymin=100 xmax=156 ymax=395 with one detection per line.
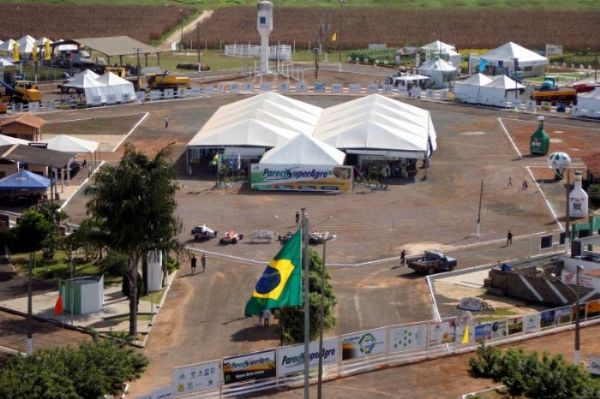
xmin=276 ymin=337 xmax=339 ymax=376
xmin=223 ymin=350 xmax=276 ymax=384
xmin=250 ymin=164 xmax=353 ymax=192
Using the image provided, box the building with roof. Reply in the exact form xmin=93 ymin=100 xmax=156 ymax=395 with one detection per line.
xmin=0 ymin=114 xmax=46 ymax=141
xmin=75 ymin=36 xmax=162 ymax=67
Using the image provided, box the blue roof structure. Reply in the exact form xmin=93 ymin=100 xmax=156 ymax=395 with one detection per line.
xmin=0 ymin=170 xmax=51 ymax=190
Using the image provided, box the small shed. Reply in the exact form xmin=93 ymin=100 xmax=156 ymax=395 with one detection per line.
xmin=0 ymin=114 xmax=46 ymax=141
xmin=59 ymin=275 xmax=104 ymax=315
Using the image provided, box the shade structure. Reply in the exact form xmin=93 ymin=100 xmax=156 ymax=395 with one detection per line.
xmin=481 ymin=42 xmax=548 ymax=68
xmin=260 ymin=132 xmax=345 ymax=165
xmin=17 ymin=35 xmax=36 ymax=54
xmin=40 ymin=134 xmax=99 ymax=153
xmin=420 ymin=40 xmax=456 ymax=53
xmin=454 ymin=73 xmax=493 ymax=103
xmin=314 ymin=94 xmax=437 ymax=158
xmin=418 ymin=58 xmax=457 ymax=89
xmin=572 ymin=88 xmax=600 ymax=119
xmin=0 ymin=39 xmax=15 ymax=52
xmin=95 ymin=72 xmax=136 ymax=103
xmin=0 ymin=170 xmax=51 ymax=190
xmin=0 ymin=134 xmax=29 ymax=146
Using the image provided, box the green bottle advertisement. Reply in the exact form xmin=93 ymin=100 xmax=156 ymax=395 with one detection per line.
xmin=530 ymin=116 xmax=550 ymax=156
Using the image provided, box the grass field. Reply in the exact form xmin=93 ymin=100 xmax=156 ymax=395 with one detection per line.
xmin=1 ymin=0 xmax=600 ymax=10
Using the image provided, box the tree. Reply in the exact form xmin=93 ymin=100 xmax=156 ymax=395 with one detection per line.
xmin=85 ymin=144 xmax=180 ymax=337
xmin=0 ymin=339 xmax=148 ymax=399
xmin=8 ymin=208 xmax=53 ymax=254
xmin=278 ymin=248 xmax=337 ymax=343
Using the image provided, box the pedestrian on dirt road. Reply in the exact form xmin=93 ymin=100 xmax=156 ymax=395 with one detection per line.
xmin=506 ymin=230 xmax=513 ymax=246
xmin=507 ymin=177 xmax=512 ymax=188
xmin=400 ymin=249 xmax=406 ymax=266
xmin=201 ymin=253 xmax=206 ymax=272
xmin=164 ymin=115 xmax=169 ymax=129
xmin=263 ymin=309 xmax=271 ymax=327
xmin=295 ymin=211 xmax=300 ymax=225
xmin=522 ymin=180 xmax=528 ymax=191
xmin=191 ymin=254 xmax=197 ymax=274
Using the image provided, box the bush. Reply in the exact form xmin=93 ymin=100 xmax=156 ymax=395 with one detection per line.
xmin=166 ymin=256 xmax=180 ymax=274
xmin=99 ymin=251 xmax=128 ymax=276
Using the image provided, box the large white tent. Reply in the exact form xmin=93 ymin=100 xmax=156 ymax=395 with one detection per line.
xmin=259 ymin=133 xmax=345 ymax=165
xmin=418 ymin=58 xmax=457 ymax=89
xmin=0 ymin=134 xmax=29 ymax=146
xmin=480 ymin=42 xmax=548 ymax=77
xmin=62 ymin=70 xmax=107 ymax=105
xmin=17 ymin=35 xmax=36 ymax=55
xmin=572 ymin=88 xmax=600 ymax=119
xmin=477 ymin=75 xmax=524 ymax=107
xmin=66 ymin=69 xmax=100 ymax=84
xmin=314 ymin=94 xmax=437 ymax=159
xmin=188 ymin=119 xmax=298 ymax=149
xmin=96 ymin=72 xmax=136 ymax=103
xmin=0 ymin=39 xmax=15 ymax=53
xmin=454 ymin=73 xmax=493 ymax=103
xmin=420 ymin=40 xmax=462 ymax=70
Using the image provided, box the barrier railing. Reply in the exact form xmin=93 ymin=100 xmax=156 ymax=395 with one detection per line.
xmin=137 ymin=297 xmax=600 ymax=399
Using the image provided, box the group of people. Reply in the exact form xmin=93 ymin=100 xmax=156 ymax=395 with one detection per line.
xmin=507 ymin=177 xmax=528 ymax=191
xmin=190 ymin=253 xmax=206 ymax=274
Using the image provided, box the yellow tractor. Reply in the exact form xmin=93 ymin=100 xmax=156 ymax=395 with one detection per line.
xmin=0 ymin=80 xmax=42 ymax=104
xmin=146 ymin=73 xmax=192 ymax=93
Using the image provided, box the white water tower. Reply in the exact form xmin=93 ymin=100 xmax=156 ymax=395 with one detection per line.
xmin=257 ymin=0 xmax=273 ymax=73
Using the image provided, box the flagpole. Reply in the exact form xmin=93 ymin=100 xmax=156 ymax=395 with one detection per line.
xmin=301 ymin=207 xmax=310 ymax=398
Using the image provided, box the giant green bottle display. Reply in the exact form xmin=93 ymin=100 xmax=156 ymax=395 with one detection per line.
xmin=530 ymin=116 xmax=550 ymax=156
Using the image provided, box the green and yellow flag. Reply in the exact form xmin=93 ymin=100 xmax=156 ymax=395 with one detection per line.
xmin=245 ymin=230 xmax=302 ymax=316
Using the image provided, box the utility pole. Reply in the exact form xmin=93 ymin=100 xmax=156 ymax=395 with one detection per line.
xmin=301 ymin=208 xmax=310 ymax=399
xmin=26 ymin=252 xmax=34 ymax=356
xmin=565 ymin=171 xmax=571 ymax=254
xmin=574 ymin=264 xmax=584 ymax=365
xmin=338 ymin=0 xmax=346 ymax=71
xmin=317 ymin=232 xmax=330 ymax=399
xmin=180 ymin=8 xmax=184 ymax=51
xmin=197 ymin=22 xmax=201 ymax=65
xmin=314 ymin=47 xmax=320 ymax=81
xmin=476 ymin=180 xmax=483 ymax=236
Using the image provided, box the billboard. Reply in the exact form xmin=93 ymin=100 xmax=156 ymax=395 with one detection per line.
xmin=523 ymin=313 xmax=541 ymax=334
xmin=429 ymin=319 xmax=456 ymax=346
xmin=276 ymin=337 xmax=339 ymax=376
xmin=172 ymin=360 xmax=221 ymax=395
xmin=341 ymin=328 xmax=387 ymax=360
xmin=223 ymin=350 xmax=276 ymax=384
xmin=554 ymin=306 xmax=572 ymax=325
xmin=390 ymin=323 xmax=427 ymax=352
xmin=250 ymin=164 xmax=352 ymax=192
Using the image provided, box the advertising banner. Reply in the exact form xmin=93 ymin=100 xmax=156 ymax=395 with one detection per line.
xmin=230 ymin=83 xmax=240 ymax=94
xmin=554 ymin=306 xmax=572 ymax=325
xmin=242 ymin=82 xmax=254 ymax=92
xmin=561 ymin=270 xmax=594 ymax=289
xmin=223 ymin=350 xmax=276 ymax=384
xmin=250 ymin=164 xmax=352 ymax=192
xmin=507 ymin=316 xmax=524 ymax=336
xmin=474 ymin=323 xmax=492 ymax=343
xmin=331 ymin=84 xmax=343 ymax=94
xmin=341 ymin=328 xmax=386 ymax=360
xmin=190 ymin=87 xmax=202 ymax=97
xmin=204 ymin=85 xmax=214 ymax=95
xmin=586 ymin=300 xmax=600 ymax=319
xmin=540 ymin=309 xmax=555 ymax=329
xmin=150 ymin=90 xmax=162 ymax=101
xmin=390 ymin=323 xmax=427 ymax=352
xmin=172 ymin=360 xmax=221 ymax=395
xmin=296 ymin=82 xmax=308 ymax=93
xmin=367 ymin=83 xmax=379 ymax=93
xmin=489 ymin=320 xmax=507 ymax=340
xmin=523 ymin=313 xmax=541 ymax=334
xmin=349 ymin=83 xmax=361 ymax=94
xmin=163 ymin=89 xmax=174 ymax=99
xmin=276 ymin=337 xmax=339 ymax=376
xmin=278 ymin=82 xmax=290 ymax=93
xmin=429 ymin=319 xmax=456 ymax=346
xmin=260 ymin=83 xmax=272 ymax=92
xmin=589 ymin=355 xmax=600 ymax=376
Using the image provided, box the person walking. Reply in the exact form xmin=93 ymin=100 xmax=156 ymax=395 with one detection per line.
xmin=201 ymin=253 xmax=206 ymax=273
xmin=164 ymin=115 xmax=169 ymax=129
xmin=522 ymin=180 xmax=528 ymax=191
xmin=295 ymin=211 xmax=300 ymax=225
xmin=400 ymin=249 xmax=406 ymax=266
xmin=507 ymin=177 xmax=512 ymax=188
xmin=191 ymin=254 xmax=197 ymax=274
xmin=506 ymin=230 xmax=513 ymax=246
xmin=263 ymin=308 xmax=270 ymax=327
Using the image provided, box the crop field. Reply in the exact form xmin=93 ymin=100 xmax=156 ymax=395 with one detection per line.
xmin=193 ymin=7 xmax=600 ymax=50
xmin=0 ymin=4 xmax=194 ymax=43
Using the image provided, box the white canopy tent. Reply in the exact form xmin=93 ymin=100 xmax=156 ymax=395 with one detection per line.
xmin=260 ymin=133 xmax=345 ymax=166
xmin=96 ymin=72 xmax=136 ymax=104
xmin=480 ymin=42 xmax=548 ymax=77
xmin=17 ymin=35 xmax=36 ymax=55
xmin=0 ymin=57 xmax=15 ymax=67
xmin=477 ymin=75 xmax=525 ymax=107
xmin=0 ymin=39 xmax=16 ymax=53
xmin=0 ymin=134 xmax=29 ymax=146
xmin=36 ymin=37 xmax=52 ymax=46
xmin=314 ymin=94 xmax=437 ymax=159
xmin=62 ymin=70 xmax=107 ymax=105
xmin=454 ymin=73 xmax=493 ymax=103
xmin=39 ymin=134 xmax=100 ymax=179
xmin=66 ymin=69 xmax=100 ymax=83
xmin=420 ymin=40 xmax=461 ymax=70
xmin=418 ymin=58 xmax=457 ymax=89
xmin=572 ymin=88 xmax=600 ymax=119
xmin=189 ymin=119 xmax=298 ymax=149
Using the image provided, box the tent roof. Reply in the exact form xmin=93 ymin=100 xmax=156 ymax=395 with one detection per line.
xmin=36 ymin=37 xmax=52 ymax=45
xmin=40 ymin=134 xmax=99 ymax=153
xmin=75 ymin=36 xmax=161 ymax=56
xmin=481 ymin=42 xmax=548 ymax=66
xmin=0 ymin=134 xmax=29 ymax=146
xmin=484 ymin=74 xmax=525 ymax=89
xmin=0 ymin=144 xmax=73 ymax=167
xmin=0 ymin=57 xmax=14 ymax=67
xmin=96 ymin=72 xmax=133 ymax=86
xmin=0 ymin=170 xmax=51 ymax=190
xmin=188 ymin=119 xmax=298 ymax=148
xmin=420 ymin=40 xmax=456 ymax=53
xmin=418 ymin=58 xmax=457 ymax=72
xmin=0 ymin=39 xmax=16 ymax=51
xmin=17 ymin=35 xmax=36 ymax=53
xmin=260 ymin=133 xmax=345 ymax=165
xmin=64 ymin=70 xmax=104 ymax=89
xmin=455 ymin=73 xmax=493 ymax=86
xmin=314 ymin=94 xmax=437 ymax=154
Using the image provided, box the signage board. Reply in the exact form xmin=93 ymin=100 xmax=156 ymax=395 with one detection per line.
xmin=223 ymin=350 xmax=276 ymax=384
xmin=561 ymin=270 xmax=594 ymax=289
xmin=296 ymin=82 xmax=308 ymax=93
xmin=278 ymin=82 xmax=289 ymax=93
xmin=349 ymin=83 xmax=361 ymax=94
xmin=545 ymin=44 xmax=563 ymax=57
xmin=331 ymin=83 xmax=343 ymax=94
xmin=523 ymin=313 xmax=541 ymax=334
xmin=172 ymin=360 xmax=222 ymax=395
xmin=250 ymin=164 xmax=352 ymax=192
xmin=507 ymin=316 xmax=523 ymax=335
xmin=390 ymin=323 xmax=427 ymax=352
xmin=276 ymin=337 xmax=339 ymax=376
xmin=341 ymin=328 xmax=387 ymax=360
xmin=429 ymin=319 xmax=456 ymax=346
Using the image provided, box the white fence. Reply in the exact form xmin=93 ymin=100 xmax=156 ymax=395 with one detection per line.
xmin=136 ymin=298 xmax=600 ymax=399
xmin=223 ymin=44 xmax=291 ymax=61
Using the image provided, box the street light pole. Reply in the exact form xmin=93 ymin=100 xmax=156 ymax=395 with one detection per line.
xmin=317 ymin=231 xmax=330 ymax=399
xmin=476 ymin=179 xmax=483 ymax=236
xmin=338 ymin=0 xmax=346 ymax=72
xmin=575 ymin=264 xmax=583 ymax=365
xmin=180 ymin=8 xmax=184 ymax=52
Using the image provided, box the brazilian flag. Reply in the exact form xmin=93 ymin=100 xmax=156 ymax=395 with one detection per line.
xmin=245 ymin=230 xmax=302 ymax=316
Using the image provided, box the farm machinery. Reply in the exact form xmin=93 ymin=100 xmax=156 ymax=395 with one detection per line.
xmin=145 ymin=72 xmax=192 ymax=94
xmin=0 ymin=75 xmax=42 ymax=104
xmin=531 ymin=76 xmax=577 ymax=105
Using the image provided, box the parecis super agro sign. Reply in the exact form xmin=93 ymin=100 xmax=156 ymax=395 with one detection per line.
xmin=250 ymin=164 xmax=352 ymax=192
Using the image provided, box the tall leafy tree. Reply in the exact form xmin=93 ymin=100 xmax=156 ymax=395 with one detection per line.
xmin=85 ymin=144 xmax=180 ymax=336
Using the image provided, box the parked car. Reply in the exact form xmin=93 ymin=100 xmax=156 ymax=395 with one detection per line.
xmin=407 ymin=251 xmax=457 ymax=274
xmin=219 ymin=230 xmax=244 ymax=244
xmin=191 ymin=224 xmax=217 ymax=240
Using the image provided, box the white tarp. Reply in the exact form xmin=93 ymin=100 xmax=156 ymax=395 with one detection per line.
xmin=17 ymin=35 xmax=36 ymax=54
xmin=572 ymin=87 xmax=600 ymax=118
xmin=418 ymin=58 xmax=457 ymax=88
xmin=481 ymin=42 xmax=548 ymax=68
xmin=259 ymin=132 xmax=345 ymax=165
xmin=454 ymin=73 xmax=492 ymax=103
xmin=96 ymin=72 xmax=136 ymax=103
xmin=0 ymin=39 xmax=16 ymax=53
xmin=314 ymin=94 xmax=437 ymax=157
xmin=40 ymin=134 xmax=99 ymax=153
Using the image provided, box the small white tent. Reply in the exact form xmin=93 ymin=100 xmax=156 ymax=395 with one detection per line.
xmin=480 ymin=42 xmax=548 ymax=77
xmin=62 ymin=71 xmax=107 ymax=105
xmin=454 ymin=73 xmax=493 ymax=103
xmin=66 ymin=69 xmax=100 ymax=84
xmin=0 ymin=134 xmax=29 ymax=146
xmin=478 ymin=75 xmax=524 ymax=107
xmin=420 ymin=40 xmax=462 ymax=70
xmin=17 ymin=35 xmax=36 ymax=55
xmin=40 ymin=134 xmax=99 ymax=153
xmin=418 ymin=58 xmax=457 ymax=89
xmin=572 ymin=88 xmax=600 ymax=119
xmin=260 ymin=133 xmax=345 ymax=166
xmin=0 ymin=39 xmax=15 ymax=53
xmin=96 ymin=72 xmax=136 ymax=104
